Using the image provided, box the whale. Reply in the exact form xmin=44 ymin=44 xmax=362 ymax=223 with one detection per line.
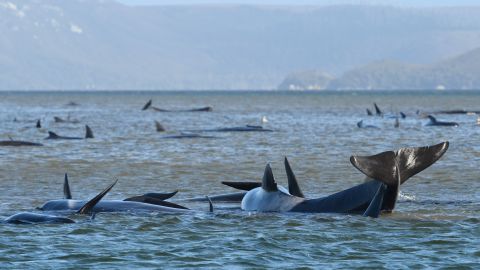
xmin=357 ymin=120 xmax=379 ymax=129
xmin=162 ymin=132 xmax=218 ymax=139
xmin=62 ymin=173 xmax=188 ymax=210
xmin=46 ymin=125 xmax=94 ymax=140
xmin=142 ymin=99 xmax=212 ymax=112
xmin=5 ymin=179 xmax=117 ymax=224
xmin=231 ymin=142 xmax=448 ymax=218
xmin=0 ymin=139 xmax=43 ymax=146
xmin=426 ymin=115 xmax=459 ymax=127
xmin=54 ymin=116 xmax=80 ymax=124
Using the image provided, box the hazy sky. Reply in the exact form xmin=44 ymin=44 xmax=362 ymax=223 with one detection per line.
xmin=117 ymin=0 xmax=480 ymax=6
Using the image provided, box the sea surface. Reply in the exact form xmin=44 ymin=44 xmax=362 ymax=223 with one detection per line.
xmin=0 ymin=90 xmax=479 ymax=269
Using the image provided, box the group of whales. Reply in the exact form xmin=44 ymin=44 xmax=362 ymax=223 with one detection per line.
xmin=358 ymin=103 xmax=466 ymax=129
xmin=4 ymin=141 xmax=449 ymax=224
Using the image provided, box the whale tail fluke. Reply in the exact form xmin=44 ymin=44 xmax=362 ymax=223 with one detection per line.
xmin=64 ymin=173 xmax=72 ymax=199
xmin=85 ymin=125 xmax=94 ymax=138
xmin=142 ymin=99 xmax=152 ymax=110
xmin=77 ymin=179 xmax=118 ymax=214
xmin=284 ymin=157 xmax=304 ymax=198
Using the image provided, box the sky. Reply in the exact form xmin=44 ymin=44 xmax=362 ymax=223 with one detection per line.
xmin=117 ymin=0 xmax=480 ymax=6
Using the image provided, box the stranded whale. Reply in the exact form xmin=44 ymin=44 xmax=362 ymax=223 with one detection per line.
xmin=5 ymin=179 xmax=117 ymax=224
xmin=0 ymin=138 xmax=43 ymax=147
xmin=46 ymin=125 xmax=94 ymax=140
xmin=222 ymin=142 xmax=448 ymax=218
xmin=142 ymin=99 xmax=212 ymax=112
xmin=426 ymin=115 xmax=459 ymax=127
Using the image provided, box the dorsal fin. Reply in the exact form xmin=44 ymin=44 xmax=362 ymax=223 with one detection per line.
xmin=284 ymin=157 xmax=304 ymax=198
xmin=8 ymin=135 xmax=13 ymax=141
xmin=221 ymin=181 xmax=261 ymax=191
xmin=206 ymin=196 xmax=213 ymax=212
xmin=400 ymin=112 xmax=406 ymax=119
xmin=142 ymin=99 xmax=152 ymax=110
xmin=261 ymin=164 xmax=278 ymax=192
xmin=155 ymin=121 xmax=166 ymax=132
xmin=85 ymin=125 xmax=94 ymax=138
xmin=64 ymin=173 xmax=72 ymax=199
xmin=427 ymin=115 xmax=437 ymax=123
xmin=394 ymin=117 xmax=399 ymax=128
xmin=357 ymin=120 xmax=364 ymax=128
xmin=77 ymin=179 xmax=117 ymax=214
xmin=36 ymin=119 xmax=41 ymax=128
xmin=54 ymin=116 xmax=64 ymax=123
xmin=374 ymin=103 xmax=382 ymax=115
xmin=47 ymin=131 xmax=59 ymax=139
xmin=366 ymin=108 xmax=372 ymax=116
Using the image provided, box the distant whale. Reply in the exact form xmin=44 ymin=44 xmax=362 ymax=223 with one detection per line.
xmin=230 ymin=142 xmax=448 ymax=218
xmin=426 ymin=115 xmax=459 ymax=127
xmin=46 ymin=125 xmax=94 ymax=140
xmin=142 ymin=99 xmax=212 ymax=112
xmin=5 ymin=179 xmax=116 ymax=224
xmin=189 ymin=125 xmax=273 ymax=132
xmin=161 ymin=133 xmax=218 ymax=139
xmin=54 ymin=116 xmax=80 ymax=124
xmin=0 ymin=138 xmax=43 ymax=147
xmin=155 ymin=121 xmax=166 ymax=132
xmin=357 ymin=120 xmax=379 ymax=129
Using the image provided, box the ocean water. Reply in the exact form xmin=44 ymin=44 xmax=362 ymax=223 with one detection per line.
xmin=0 ymin=90 xmax=478 ymax=269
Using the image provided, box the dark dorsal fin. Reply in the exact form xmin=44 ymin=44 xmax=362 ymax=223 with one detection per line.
xmin=366 ymin=108 xmax=373 ymax=116
xmin=36 ymin=119 xmax=41 ymax=128
xmin=357 ymin=120 xmax=364 ymax=128
xmin=64 ymin=173 xmax=72 ymax=199
xmin=395 ymin=141 xmax=449 ymax=185
xmin=262 ymin=164 xmax=278 ymax=192
xmin=54 ymin=116 xmax=64 ymax=123
xmin=85 ymin=125 xmax=94 ymax=139
xmin=142 ymin=99 xmax=152 ymax=110
xmin=284 ymin=157 xmax=304 ymax=198
xmin=427 ymin=115 xmax=437 ymax=123
xmin=374 ymin=103 xmax=382 ymax=115
xmin=400 ymin=112 xmax=406 ymax=119
xmin=350 ymin=150 xmax=399 ymax=187
xmin=155 ymin=121 xmax=166 ymax=132
xmin=394 ymin=117 xmax=399 ymax=128
xmin=77 ymin=179 xmax=118 ymax=214
xmin=47 ymin=131 xmax=59 ymax=139
xmin=221 ymin=181 xmax=261 ymax=191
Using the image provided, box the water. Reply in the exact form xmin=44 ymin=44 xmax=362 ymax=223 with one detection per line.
xmin=0 ymin=90 xmax=479 ymax=269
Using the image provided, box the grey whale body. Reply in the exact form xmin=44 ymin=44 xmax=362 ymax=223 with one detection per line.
xmin=0 ymin=140 xmax=43 ymax=146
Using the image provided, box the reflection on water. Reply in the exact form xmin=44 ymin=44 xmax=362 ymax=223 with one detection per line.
xmin=0 ymin=91 xmax=479 ymax=268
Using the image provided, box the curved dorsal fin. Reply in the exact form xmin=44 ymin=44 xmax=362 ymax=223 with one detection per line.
xmin=85 ymin=125 xmax=94 ymax=139
xmin=427 ymin=115 xmax=437 ymax=123
xmin=77 ymin=179 xmax=117 ymax=214
xmin=284 ymin=157 xmax=304 ymax=198
xmin=374 ymin=103 xmax=382 ymax=115
xmin=64 ymin=173 xmax=72 ymax=199
xmin=262 ymin=164 xmax=277 ymax=192
xmin=357 ymin=120 xmax=364 ymax=128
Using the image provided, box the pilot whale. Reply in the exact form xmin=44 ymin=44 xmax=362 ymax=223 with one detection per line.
xmin=5 ymin=179 xmax=116 ymax=224
xmin=234 ymin=142 xmax=448 ymax=217
xmin=46 ymin=125 xmax=94 ymax=140
xmin=142 ymin=99 xmax=212 ymax=112
xmin=426 ymin=115 xmax=459 ymax=127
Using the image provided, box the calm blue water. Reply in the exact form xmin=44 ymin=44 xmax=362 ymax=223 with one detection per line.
xmin=0 ymin=90 xmax=479 ymax=269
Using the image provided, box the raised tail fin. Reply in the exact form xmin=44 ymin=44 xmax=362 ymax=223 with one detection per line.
xmin=77 ymin=179 xmax=117 ymax=214
xmin=85 ymin=125 xmax=94 ymax=139
xmin=395 ymin=141 xmax=449 ymax=184
xmin=64 ymin=173 xmax=72 ymax=199
xmin=284 ymin=157 xmax=304 ymax=198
